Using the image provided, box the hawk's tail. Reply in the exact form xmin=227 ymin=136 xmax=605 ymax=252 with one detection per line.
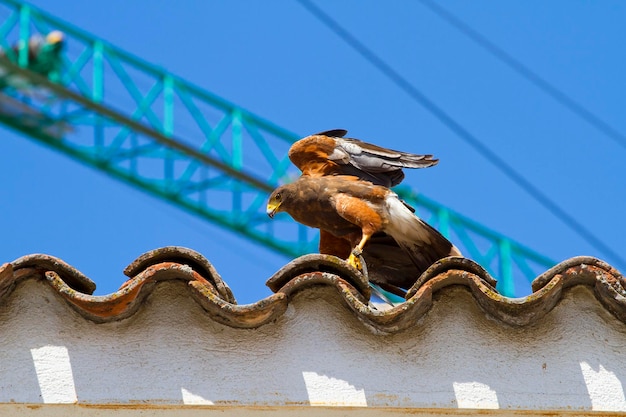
xmin=383 ymin=194 xmax=461 ymax=273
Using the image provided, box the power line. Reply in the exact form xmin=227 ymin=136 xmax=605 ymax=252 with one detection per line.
xmin=417 ymin=0 xmax=626 ymax=152
xmin=296 ymin=0 xmax=626 ymax=269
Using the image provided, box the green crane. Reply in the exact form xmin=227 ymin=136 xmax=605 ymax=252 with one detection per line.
xmin=0 ymin=0 xmax=554 ymax=296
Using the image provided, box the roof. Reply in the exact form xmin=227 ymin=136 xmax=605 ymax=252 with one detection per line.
xmin=2 ymin=246 xmax=626 ymax=413
xmin=3 ymin=246 xmax=624 ymax=332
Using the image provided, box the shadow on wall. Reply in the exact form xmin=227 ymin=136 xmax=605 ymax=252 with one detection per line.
xmin=0 ymin=277 xmax=625 ymax=410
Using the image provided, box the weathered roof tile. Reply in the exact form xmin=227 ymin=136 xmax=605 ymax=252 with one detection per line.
xmin=12 ymin=253 xmax=96 ymax=294
xmin=4 ymin=246 xmax=625 ymax=333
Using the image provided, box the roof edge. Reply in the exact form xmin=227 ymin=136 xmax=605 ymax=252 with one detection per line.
xmin=2 ymin=247 xmax=624 ymax=332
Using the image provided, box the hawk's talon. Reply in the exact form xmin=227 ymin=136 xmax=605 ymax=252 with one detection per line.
xmin=351 ymin=248 xmax=363 ymax=257
xmin=347 ymin=253 xmax=363 ymax=271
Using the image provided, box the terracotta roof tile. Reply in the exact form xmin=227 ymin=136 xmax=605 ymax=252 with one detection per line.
xmin=3 ymin=246 xmax=624 ymax=333
xmin=12 ymin=253 xmax=96 ymax=294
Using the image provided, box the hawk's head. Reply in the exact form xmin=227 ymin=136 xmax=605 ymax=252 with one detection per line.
xmin=267 ymin=186 xmax=288 ymax=219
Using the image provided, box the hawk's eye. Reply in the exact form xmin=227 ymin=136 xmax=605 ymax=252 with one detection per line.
xmin=275 ymin=192 xmax=282 ymax=201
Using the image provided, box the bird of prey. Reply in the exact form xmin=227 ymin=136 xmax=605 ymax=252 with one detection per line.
xmin=268 ymin=129 xmax=460 ymax=296
xmin=267 ymin=175 xmax=462 ymax=295
xmin=288 ymin=129 xmax=438 ymax=188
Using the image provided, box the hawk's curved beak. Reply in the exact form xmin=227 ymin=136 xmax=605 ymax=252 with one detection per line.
xmin=266 ymin=201 xmax=280 ymax=219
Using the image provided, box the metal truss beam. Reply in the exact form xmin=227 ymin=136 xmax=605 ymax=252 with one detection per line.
xmin=0 ymin=0 xmax=555 ymax=296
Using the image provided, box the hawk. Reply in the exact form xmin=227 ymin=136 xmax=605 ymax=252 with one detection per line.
xmin=268 ymin=130 xmax=461 ymax=296
xmin=267 ymin=175 xmax=461 ymax=294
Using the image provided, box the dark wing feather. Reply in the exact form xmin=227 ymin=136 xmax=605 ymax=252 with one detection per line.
xmin=360 ymin=227 xmax=458 ymax=293
xmin=361 ymin=232 xmax=419 ymax=293
xmin=312 ymin=128 xmax=348 ymax=138
xmin=331 ymin=163 xmax=405 ymax=188
xmin=401 ymin=220 xmax=459 ymax=271
xmin=316 ymin=130 xmax=438 ymax=187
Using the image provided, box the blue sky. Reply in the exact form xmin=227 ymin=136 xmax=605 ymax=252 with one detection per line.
xmin=2 ymin=1 xmax=625 ymax=303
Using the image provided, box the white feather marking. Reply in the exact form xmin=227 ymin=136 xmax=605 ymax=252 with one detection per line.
xmin=381 ymin=193 xmax=463 ymax=268
xmin=382 ymin=194 xmax=429 ymax=244
xmin=328 ymin=148 xmax=350 ymax=163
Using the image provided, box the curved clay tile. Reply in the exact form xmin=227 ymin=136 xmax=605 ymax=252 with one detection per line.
xmin=12 ymin=253 xmax=96 ymax=294
xmin=123 ymin=246 xmax=236 ymax=304
xmin=3 ymin=247 xmax=625 ymax=333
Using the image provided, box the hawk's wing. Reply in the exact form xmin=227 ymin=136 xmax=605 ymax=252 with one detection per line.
xmin=289 ymin=129 xmax=438 ymax=187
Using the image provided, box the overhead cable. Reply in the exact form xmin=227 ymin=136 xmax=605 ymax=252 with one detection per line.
xmin=296 ymin=0 xmax=626 ymax=268
xmin=418 ymin=0 xmax=626 ymax=151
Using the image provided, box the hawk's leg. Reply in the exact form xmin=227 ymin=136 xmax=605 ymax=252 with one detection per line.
xmin=347 ymin=232 xmax=372 ymax=270
xmin=332 ymin=193 xmax=383 ymax=271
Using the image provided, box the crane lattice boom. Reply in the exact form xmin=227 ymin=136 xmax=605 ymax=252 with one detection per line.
xmin=0 ymin=0 xmax=554 ymax=296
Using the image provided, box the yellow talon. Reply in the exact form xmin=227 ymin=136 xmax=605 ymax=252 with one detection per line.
xmin=347 ymin=253 xmax=362 ymax=271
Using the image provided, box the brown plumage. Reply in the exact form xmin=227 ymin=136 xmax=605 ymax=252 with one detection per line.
xmin=267 ymin=175 xmax=461 ymax=294
xmin=288 ymin=129 xmax=438 ymax=188
xmin=267 ymin=129 xmax=460 ymax=296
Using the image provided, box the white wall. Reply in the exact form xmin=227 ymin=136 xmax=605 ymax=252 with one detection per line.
xmin=1 ymin=278 xmax=626 ymax=412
